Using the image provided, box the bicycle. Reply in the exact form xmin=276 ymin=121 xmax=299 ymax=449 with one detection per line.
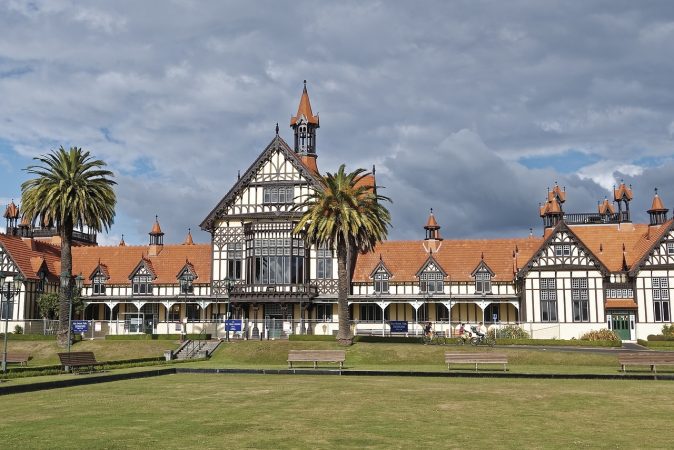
xmin=469 ymin=334 xmax=496 ymax=347
xmin=423 ymin=332 xmax=448 ymax=345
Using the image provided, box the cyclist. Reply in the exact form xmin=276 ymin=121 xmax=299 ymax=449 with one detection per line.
xmin=476 ymin=321 xmax=487 ymax=342
xmin=423 ymin=322 xmax=433 ymax=341
xmin=458 ymin=323 xmax=471 ymax=343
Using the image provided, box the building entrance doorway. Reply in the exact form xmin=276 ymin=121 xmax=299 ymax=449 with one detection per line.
xmin=608 ymin=311 xmax=633 ymax=340
xmin=264 ymin=304 xmax=292 ymax=339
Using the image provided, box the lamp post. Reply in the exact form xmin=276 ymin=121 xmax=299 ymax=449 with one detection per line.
xmin=1 ymin=272 xmax=25 ymax=374
xmin=179 ymin=272 xmax=194 ymax=342
xmin=67 ymin=274 xmax=84 ymax=360
xmin=225 ymin=277 xmax=234 ymax=341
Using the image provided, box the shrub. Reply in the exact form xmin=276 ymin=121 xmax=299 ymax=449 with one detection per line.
xmin=489 ymin=325 xmax=529 ymax=339
xmin=662 ymin=324 xmax=674 ymax=337
xmin=13 ymin=325 xmax=23 ymax=334
xmin=579 ymin=329 xmax=620 ymax=341
xmin=647 ymin=334 xmax=674 ymax=341
xmin=353 ymin=335 xmax=424 ymax=344
xmin=289 ymin=335 xmax=336 ymax=342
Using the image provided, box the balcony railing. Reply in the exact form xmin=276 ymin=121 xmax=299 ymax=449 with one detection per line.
xmin=29 ymin=228 xmax=97 ymax=244
xmin=562 ymin=211 xmax=630 ymax=225
xmin=229 ymin=283 xmax=318 ymax=298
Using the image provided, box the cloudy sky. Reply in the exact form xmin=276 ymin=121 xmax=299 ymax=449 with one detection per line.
xmin=1 ymin=0 xmax=674 ymax=245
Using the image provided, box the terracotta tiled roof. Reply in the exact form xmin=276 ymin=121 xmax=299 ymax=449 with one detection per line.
xmin=614 ymin=182 xmax=633 ymax=201
xmin=353 ymin=237 xmax=543 ymax=282
xmin=3 ymin=201 xmax=19 ymax=219
xmin=627 ymin=219 xmax=674 ymax=274
xmin=568 ymin=223 xmax=656 ymax=271
xmin=72 ymin=244 xmax=211 ymax=285
xmin=550 ymin=184 xmax=566 ymax=203
xmin=290 ymin=82 xmax=319 ymax=126
xmin=605 ymin=299 xmax=638 ymax=309
xmin=598 ymin=199 xmax=615 ymax=215
xmin=119 ymin=235 xmax=126 ymax=246
xmin=0 ymin=235 xmax=61 ymax=281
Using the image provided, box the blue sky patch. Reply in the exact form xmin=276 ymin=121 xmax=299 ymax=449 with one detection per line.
xmin=519 ymin=150 xmax=601 ymax=173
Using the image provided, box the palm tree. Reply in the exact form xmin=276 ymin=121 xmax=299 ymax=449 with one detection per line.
xmin=21 ymin=147 xmax=116 ymax=347
xmin=294 ymin=164 xmax=391 ymax=344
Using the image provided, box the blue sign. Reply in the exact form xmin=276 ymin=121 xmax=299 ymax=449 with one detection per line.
xmin=389 ymin=320 xmax=408 ymax=333
xmin=72 ymin=320 xmax=89 ymax=333
xmin=492 ymin=314 xmax=498 ymax=322
xmin=225 ymin=319 xmax=242 ymax=332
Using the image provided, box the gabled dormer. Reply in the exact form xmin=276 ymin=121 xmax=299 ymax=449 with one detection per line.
xmin=415 ymin=255 xmax=446 ymax=294
xmin=129 ymin=258 xmax=156 ymax=295
xmin=89 ymin=263 xmax=110 ymax=296
xmin=176 ymin=260 xmax=198 ymax=295
xmin=369 ymin=259 xmax=392 ymax=294
xmin=471 ymin=258 xmax=495 ymax=295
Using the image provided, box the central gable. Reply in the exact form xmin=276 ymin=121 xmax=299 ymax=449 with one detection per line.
xmin=200 ymin=135 xmax=323 ymax=230
xmin=519 ymin=223 xmax=608 ymax=276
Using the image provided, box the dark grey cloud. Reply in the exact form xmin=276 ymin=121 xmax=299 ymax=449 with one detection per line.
xmin=1 ymin=0 xmax=673 ymax=243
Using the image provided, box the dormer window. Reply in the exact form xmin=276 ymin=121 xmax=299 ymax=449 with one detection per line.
xmin=420 ymin=272 xmax=443 ymax=294
xmin=373 ymin=270 xmax=389 ymax=294
xmin=92 ymin=274 xmax=107 ymax=295
xmin=36 ymin=271 xmax=46 ymax=293
xmin=180 ymin=273 xmax=195 ymax=295
xmin=133 ymin=274 xmax=152 ymax=295
xmin=475 ymin=270 xmax=491 ymax=294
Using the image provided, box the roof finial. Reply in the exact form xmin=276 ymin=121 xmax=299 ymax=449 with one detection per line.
xmin=372 ymin=164 xmax=376 ymax=175
xmin=303 ymin=79 xmax=307 ymax=90
xmin=481 ymin=252 xmax=484 ymax=260
xmin=237 ymin=170 xmax=241 ymax=180
xmin=655 ymin=187 xmax=659 ymax=196
xmin=275 ymin=122 xmax=279 ymax=135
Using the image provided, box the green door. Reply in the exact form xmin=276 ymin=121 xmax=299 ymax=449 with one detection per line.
xmin=611 ymin=313 xmax=631 ymax=340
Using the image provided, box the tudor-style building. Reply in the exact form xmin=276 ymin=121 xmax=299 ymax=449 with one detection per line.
xmin=2 ymin=85 xmax=674 ymax=341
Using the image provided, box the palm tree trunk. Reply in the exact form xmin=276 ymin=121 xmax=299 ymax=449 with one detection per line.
xmin=336 ymin=241 xmax=352 ymax=345
xmin=57 ymin=219 xmax=73 ymax=348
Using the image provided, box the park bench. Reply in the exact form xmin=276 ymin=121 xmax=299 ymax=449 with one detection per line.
xmin=445 ymin=352 xmax=508 ymax=372
xmin=618 ymin=352 xmax=674 ymax=373
xmin=3 ymin=352 xmax=30 ymax=366
xmin=287 ymin=350 xmax=346 ymax=369
xmin=57 ymin=351 xmax=100 ymax=374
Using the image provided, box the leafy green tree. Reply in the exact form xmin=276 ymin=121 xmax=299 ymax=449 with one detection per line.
xmin=38 ymin=292 xmax=85 ymax=320
xmin=294 ymin=165 xmax=391 ymax=344
xmin=22 ymin=147 xmax=116 ymax=347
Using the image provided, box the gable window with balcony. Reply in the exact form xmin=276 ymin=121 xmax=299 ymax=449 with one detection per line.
xmin=474 ymin=270 xmax=491 ymax=294
xmin=263 ymin=186 xmax=294 ymax=204
xmin=247 ymin=236 xmax=306 ymax=285
xmin=373 ymin=269 xmax=389 ymax=294
xmin=571 ymin=278 xmax=589 ymax=322
xmin=540 ymin=278 xmax=558 ymax=322
xmin=653 ymin=277 xmax=670 ymax=322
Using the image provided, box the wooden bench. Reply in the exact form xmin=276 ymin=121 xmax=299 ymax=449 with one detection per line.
xmin=3 ymin=352 xmax=30 ymax=367
xmin=445 ymin=352 xmax=508 ymax=372
xmin=57 ymin=351 xmax=100 ymax=373
xmin=618 ymin=352 xmax=674 ymax=373
xmin=288 ymin=350 xmax=346 ymax=369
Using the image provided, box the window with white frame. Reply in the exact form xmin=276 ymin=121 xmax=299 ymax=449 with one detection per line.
xmin=653 ymin=277 xmax=671 ymax=322
xmin=571 ymin=278 xmax=589 ymax=322
xmin=315 ymin=303 xmax=332 ymax=322
xmin=668 ymin=242 xmax=674 ymax=255
xmin=92 ymin=274 xmax=107 ymax=295
xmin=474 ymin=269 xmax=491 ymax=294
xmin=133 ymin=274 xmax=153 ymax=295
xmin=373 ymin=270 xmax=389 ymax=294
xmin=606 ymin=288 xmax=634 ymax=298
xmin=420 ymin=271 xmax=443 ymax=294
xmin=316 ymin=243 xmax=333 ymax=279
xmin=554 ymin=244 xmax=571 ymax=257
xmin=227 ymin=242 xmax=243 ymax=280
xmin=540 ymin=278 xmax=558 ymax=322
xmin=435 ymin=303 xmax=449 ymax=321
xmin=360 ymin=303 xmax=385 ymax=321
xmin=263 ymin=186 xmax=294 ymax=204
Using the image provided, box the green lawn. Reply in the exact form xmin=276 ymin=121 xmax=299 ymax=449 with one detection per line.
xmin=2 ymin=373 xmax=674 ymax=449
xmin=186 ymin=340 xmax=634 ymax=374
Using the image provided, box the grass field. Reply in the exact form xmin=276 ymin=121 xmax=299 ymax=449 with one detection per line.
xmin=2 ymin=373 xmax=674 ymax=449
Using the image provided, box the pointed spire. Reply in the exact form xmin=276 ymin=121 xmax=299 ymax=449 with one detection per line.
xmin=424 ymin=208 xmax=442 ymax=241
xmin=290 ymin=80 xmax=319 ymax=126
xmin=149 ymin=216 xmax=164 ymax=247
xmin=150 ymin=215 xmax=163 ymax=235
xmin=3 ymin=200 xmax=19 ymax=219
xmin=648 ymin=188 xmax=668 ymax=226
xmin=275 ymin=122 xmax=279 ymax=135
xmin=119 ymin=234 xmax=126 ymax=247
xmin=183 ymin=228 xmax=194 ymax=245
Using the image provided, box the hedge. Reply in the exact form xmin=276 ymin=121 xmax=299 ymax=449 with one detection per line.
xmin=646 ymin=335 xmax=674 ymax=341
xmin=289 ymin=335 xmax=336 ymax=342
xmin=105 ymin=334 xmax=211 ymax=341
xmin=0 ymin=334 xmax=57 ymax=341
xmin=353 ymin=335 xmax=424 ymax=344
xmin=638 ymin=339 xmax=674 ymax=348
xmin=495 ymin=338 xmax=621 ymax=347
